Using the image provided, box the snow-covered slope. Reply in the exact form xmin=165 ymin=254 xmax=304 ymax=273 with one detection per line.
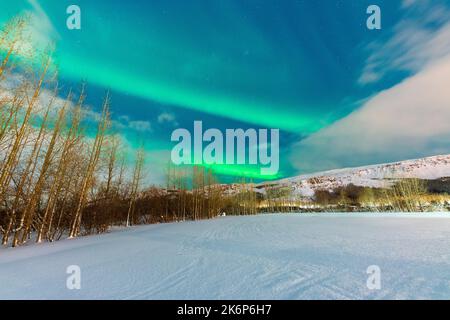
xmin=267 ymin=154 xmax=450 ymax=197
xmin=1 ymin=213 xmax=450 ymax=299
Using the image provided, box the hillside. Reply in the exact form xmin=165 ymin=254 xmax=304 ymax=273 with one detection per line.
xmin=264 ymin=155 xmax=450 ymax=197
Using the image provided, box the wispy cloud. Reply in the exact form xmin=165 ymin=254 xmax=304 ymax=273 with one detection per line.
xmin=292 ymin=53 xmax=450 ymax=173
xmin=113 ymin=115 xmax=152 ymax=133
xmin=127 ymin=120 xmax=152 ymax=132
xmin=292 ymin=1 xmax=450 ymax=173
xmin=359 ymin=0 xmax=450 ymax=85
xmin=11 ymin=0 xmax=59 ymax=56
xmin=157 ymin=112 xmax=178 ymax=126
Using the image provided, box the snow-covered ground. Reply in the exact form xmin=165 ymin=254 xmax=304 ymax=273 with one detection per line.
xmin=1 ymin=213 xmax=450 ymax=300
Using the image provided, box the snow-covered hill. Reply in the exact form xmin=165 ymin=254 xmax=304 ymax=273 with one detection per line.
xmin=1 ymin=213 xmax=450 ymax=299
xmin=264 ymin=154 xmax=450 ymax=197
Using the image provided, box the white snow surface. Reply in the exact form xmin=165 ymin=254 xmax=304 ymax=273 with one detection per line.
xmin=1 ymin=213 xmax=450 ymax=300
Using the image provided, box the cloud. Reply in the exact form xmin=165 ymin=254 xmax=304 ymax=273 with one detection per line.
xmin=157 ymin=112 xmax=178 ymax=126
xmin=359 ymin=1 xmax=450 ymax=85
xmin=127 ymin=120 xmax=152 ymax=132
xmin=291 ymin=53 xmax=450 ymax=173
xmin=26 ymin=0 xmax=59 ymax=42
xmin=401 ymin=0 xmax=417 ymax=8
xmin=117 ymin=115 xmax=130 ymax=123
xmin=0 ymin=73 xmax=76 ymax=118
xmin=290 ymin=1 xmax=450 ymax=174
xmin=111 ymin=115 xmax=152 ymax=133
xmin=7 ymin=0 xmax=59 ymax=57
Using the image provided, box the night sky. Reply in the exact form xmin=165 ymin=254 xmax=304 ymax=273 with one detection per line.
xmin=1 ymin=0 xmax=450 ymax=184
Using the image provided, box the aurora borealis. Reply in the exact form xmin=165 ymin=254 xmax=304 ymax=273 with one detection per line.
xmin=2 ymin=0 xmax=450 ymax=183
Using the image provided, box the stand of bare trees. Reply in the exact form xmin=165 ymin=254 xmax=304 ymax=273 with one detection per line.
xmin=1 ymin=17 xmax=266 ymax=248
xmin=0 ymin=17 xmax=129 ymax=246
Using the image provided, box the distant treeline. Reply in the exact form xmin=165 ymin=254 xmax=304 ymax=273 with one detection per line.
xmin=311 ymin=178 xmax=450 ymax=212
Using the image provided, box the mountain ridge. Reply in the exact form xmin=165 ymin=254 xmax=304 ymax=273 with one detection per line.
xmin=260 ymin=154 xmax=450 ymax=197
